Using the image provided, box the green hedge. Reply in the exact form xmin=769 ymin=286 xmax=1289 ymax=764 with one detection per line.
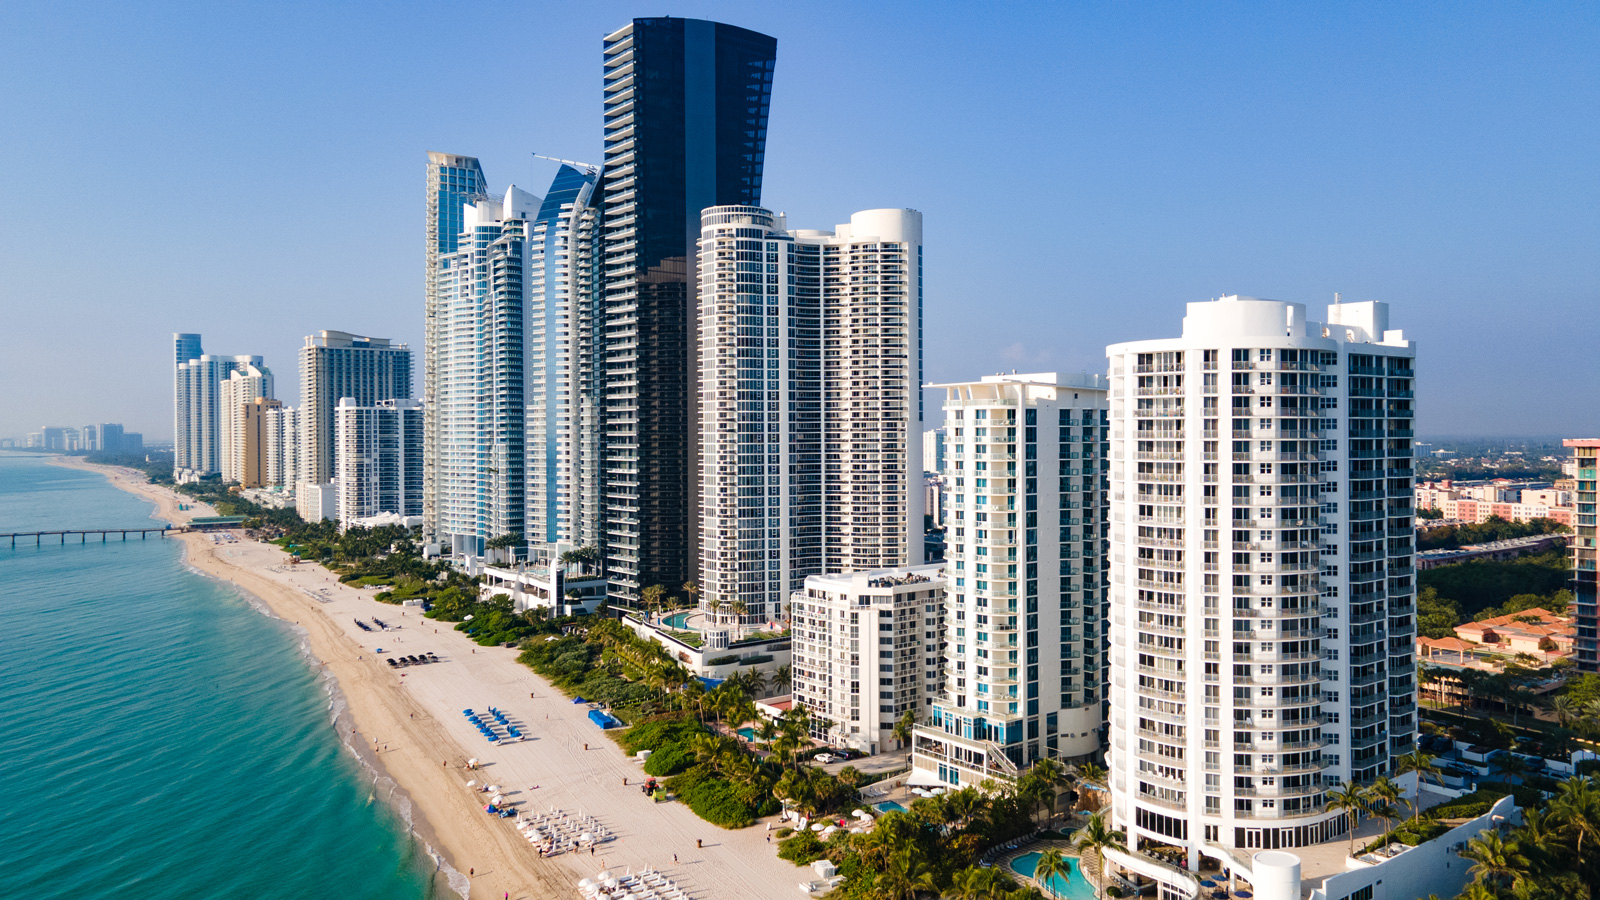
xmin=667 ymin=765 xmax=776 ymax=828
xmin=708 ymin=655 xmax=739 ymax=666
xmin=1430 ymin=787 xmax=1507 ymax=820
xmin=778 ymin=830 xmax=827 ymax=865
xmin=644 ymin=746 xmax=692 ymax=777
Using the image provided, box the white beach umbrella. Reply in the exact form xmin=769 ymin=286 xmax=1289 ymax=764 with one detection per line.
xmin=466 ymin=780 xmax=476 ymax=788
xmin=491 ymin=794 xmax=505 ymax=804
xmin=488 ymin=785 xmax=501 ymax=792
xmin=597 ymin=871 xmax=613 ymax=881
xmin=579 ymin=879 xmax=595 ymax=888
xmin=580 ymin=832 xmax=595 ymax=843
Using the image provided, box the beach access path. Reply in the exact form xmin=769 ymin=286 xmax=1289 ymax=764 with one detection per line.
xmin=61 ymin=460 xmax=809 ymax=900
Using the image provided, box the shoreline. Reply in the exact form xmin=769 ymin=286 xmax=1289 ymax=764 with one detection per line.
xmin=48 ymin=458 xmax=540 ymax=899
xmin=58 ymin=456 xmax=810 ymax=900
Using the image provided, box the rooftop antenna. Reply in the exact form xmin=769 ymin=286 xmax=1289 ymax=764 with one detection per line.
xmin=532 ymin=152 xmax=600 ymax=176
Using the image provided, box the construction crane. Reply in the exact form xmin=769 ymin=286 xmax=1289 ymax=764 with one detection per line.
xmin=532 ymin=153 xmax=600 ymax=176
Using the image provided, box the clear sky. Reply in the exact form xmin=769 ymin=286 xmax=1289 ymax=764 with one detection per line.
xmin=1 ymin=1 xmax=1594 ymax=441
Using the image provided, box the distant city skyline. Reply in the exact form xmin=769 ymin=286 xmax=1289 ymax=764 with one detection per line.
xmin=1 ymin=2 xmax=1595 ymax=439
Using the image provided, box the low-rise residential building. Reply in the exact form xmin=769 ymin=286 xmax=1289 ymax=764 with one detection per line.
xmin=1415 ymin=533 xmax=1567 ymax=569
xmin=1453 ymin=607 xmax=1574 ymax=660
xmin=478 ymin=559 xmax=608 ymax=616
xmin=790 ymin=564 xmax=947 ymax=754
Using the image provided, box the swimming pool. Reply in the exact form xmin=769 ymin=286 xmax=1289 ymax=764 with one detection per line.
xmin=737 ymin=727 xmax=756 ymax=741
xmin=1009 ymin=851 xmax=1096 ymax=900
xmin=663 ymin=611 xmax=694 ymax=629
xmin=874 ymin=801 xmax=908 ymax=814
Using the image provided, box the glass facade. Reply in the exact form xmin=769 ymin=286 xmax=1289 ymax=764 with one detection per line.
xmin=599 ymin=18 xmax=778 ymax=603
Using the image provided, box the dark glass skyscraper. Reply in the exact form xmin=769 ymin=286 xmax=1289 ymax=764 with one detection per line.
xmin=599 ymin=18 xmax=777 ymax=603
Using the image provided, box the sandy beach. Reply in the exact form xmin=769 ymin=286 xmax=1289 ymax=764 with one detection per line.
xmin=57 ymin=458 xmax=808 ymax=900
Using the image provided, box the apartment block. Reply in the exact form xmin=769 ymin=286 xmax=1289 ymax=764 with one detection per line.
xmin=911 ymin=373 xmax=1110 ymax=788
xmin=335 ymin=398 xmax=424 ymax=530
xmin=1105 ymin=296 xmax=1417 ymax=866
xmin=789 ymin=564 xmax=947 ymax=753
xmin=219 ymin=365 xmax=275 ymax=484
xmin=299 ymin=331 xmax=413 ymax=486
xmin=695 ymin=206 xmax=924 ymax=627
xmin=1564 ymin=439 xmax=1599 ymax=671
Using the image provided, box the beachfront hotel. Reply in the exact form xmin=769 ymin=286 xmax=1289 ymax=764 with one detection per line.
xmin=298 ymin=331 xmax=413 ymax=487
xmin=789 ymin=564 xmax=947 ymax=752
xmin=334 ymin=397 xmax=423 ymax=529
xmin=694 ymin=206 xmax=925 ymax=627
xmin=1104 ymin=296 xmax=1418 ymax=869
xmin=597 ymin=18 xmax=778 ymax=608
xmin=172 ymin=333 xmax=267 ymax=481
xmin=910 ymin=373 xmax=1110 ymax=787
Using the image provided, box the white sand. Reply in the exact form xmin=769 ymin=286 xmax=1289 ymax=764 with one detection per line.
xmin=61 ymin=459 xmax=808 ymax=900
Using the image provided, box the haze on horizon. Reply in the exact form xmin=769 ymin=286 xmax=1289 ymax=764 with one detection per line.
xmin=0 ymin=0 xmax=1594 ymax=441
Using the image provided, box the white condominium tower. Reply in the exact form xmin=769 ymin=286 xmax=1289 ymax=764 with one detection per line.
xmin=299 ymin=331 xmax=413 ymax=486
xmin=425 ymin=155 xmax=601 ymax=559
xmin=911 ymin=374 xmax=1109 ymax=788
xmin=219 ymin=364 xmax=275 ymax=484
xmin=173 ymin=333 xmax=265 ymax=480
xmin=789 ymin=564 xmax=947 ymax=752
xmin=434 ymin=185 xmax=539 ymax=555
xmin=695 ymin=206 xmax=924 ymax=626
xmin=335 ymin=398 xmax=424 ymax=529
xmin=1106 ymin=296 xmax=1416 ymax=862
xmin=526 ymin=165 xmax=601 ymax=549
xmin=424 ymin=153 xmax=489 ymax=542
xmin=264 ymin=405 xmax=303 ymax=489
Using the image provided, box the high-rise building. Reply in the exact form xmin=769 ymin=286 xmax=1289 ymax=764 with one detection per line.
xmin=174 ymin=338 xmax=265 ymax=480
xmin=335 ymin=398 xmax=424 ymax=529
xmin=695 ymin=206 xmax=924 ymax=626
xmin=219 ymin=364 xmax=275 ymax=484
xmin=299 ymin=331 xmax=413 ymax=486
xmin=790 ymin=564 xmax=948 ymax=753
xmin=433 ymin=186 xmax=539 ymax=556
xmin=1564 ymin=439 xmax=1599 ymax=672
xmin=425 ymin=159 xmax=604 ymax=559
xmin=599 ymin=18 xmax=778 ymax=606
xmin=924 ymin=426 xmax=947 ymax=475
xmin=235 ymin=397 xmax=282 ymax=488
xmin=264 ymin=405 xmax=303 ymax=489
xmin=527 ymin=165 xmax=602 ymax=548
xmin=1105 ymin=296 xmax=1416 ymax=864
xmin=424 ymin=153 xmax=489 ymax=541
xmin=911 ymin=373 xmax=1109 ymax=787
xmin=173 ymin=333 xmax=203 ymax=464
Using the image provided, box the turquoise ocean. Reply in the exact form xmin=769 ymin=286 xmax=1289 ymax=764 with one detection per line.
xmin=0 ymin=454 xmax=450 ymax=898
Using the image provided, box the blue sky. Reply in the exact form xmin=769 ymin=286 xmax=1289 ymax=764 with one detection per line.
xmin=1 ymin=1 xmax=1594 ymax=440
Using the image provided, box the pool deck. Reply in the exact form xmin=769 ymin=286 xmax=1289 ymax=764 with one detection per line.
xmin=1000 ymin=839 xmax=1099 ymax=899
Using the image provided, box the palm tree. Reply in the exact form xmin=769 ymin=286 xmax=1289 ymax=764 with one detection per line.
xmin=1368 ymin=776 xmax=1402 ymax=837
xmin=1552 ymin=693 xmax=1579 ymax=729
xmin=1031 ymin=848 xmax=1070 ymax=899
xmin=1462 ymin=830 xmax=1530 ymax=890
xmin=1326 ymin=780 xmax=1369 ymax=855
xmin=745 ymin=668 xmax=770 ymax=699
xmin=1029 ymin=758 xmax=1069 ymax=826
xmin=1394 ymin=749 xmax=1441 ymax=824
xmin=1512 ymin=806 xmax=1566 ymax=869
xmin=682 ymin=580 xmax=700 ymax=610
xmin=1551 ymin=775 xmax=1600 ymax=860
xmin=892 ymin=709 xmax=918 ymax=749
xmin=774 ymin=664 xmax=792 ymax=693
xmin=1072 ymin=812 xmax=1124 ymax=900
xmin=641 ymin=584 xmax=665 ymax=621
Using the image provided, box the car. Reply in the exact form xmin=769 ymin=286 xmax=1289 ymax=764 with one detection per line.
xmin=813 ymin=753 xmax=836 ymax=765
